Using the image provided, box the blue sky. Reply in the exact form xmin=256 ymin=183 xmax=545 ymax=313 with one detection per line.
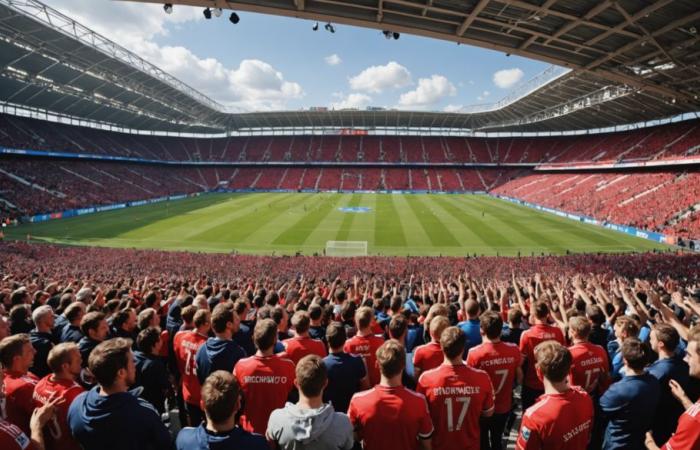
xmin=51 ymin=1 xmax=552 ymax=112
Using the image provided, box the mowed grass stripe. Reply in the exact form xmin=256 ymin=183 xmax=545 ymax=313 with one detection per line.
xmin=374 ymin=194 xmax=406 ymax=247
xmin=347 ymin=194 xmax=376 ymax=248
xmin=13 ymin=195 xmax=234 ymax=240
xmin=335 ymin=193 xmax=362 ymax=241
xmin=463 ymin=195 xmax=567 ymax=253
xmin=121 ymin=193 xmax=278 ymax=241
xmin=272 ymin=194 xmax=343 ymax=245
xmin=404 ymin=195 xmax=460 ymax=247
xmin=488 ymin=197 xmax=624 ymax=247
xmin=185 ymin=193 xmax=297 ymax=243
xmin=486 ymin=196 xmax=656 ymax=251
xmin=431 ymin=196 xmax=515 ymax=247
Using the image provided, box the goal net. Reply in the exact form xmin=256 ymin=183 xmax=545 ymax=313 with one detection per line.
xmin=325 ymin=241 xmax=368 ymax=257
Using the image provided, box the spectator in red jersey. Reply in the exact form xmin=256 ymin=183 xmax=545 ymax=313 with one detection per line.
xmin=32 ymin=343 xmax=84 ymax=450
xmin=267 ymin=354 xmax=354 ymax=450
xmin=175 ymin=371 xmax=268 ymax=450
xmin=0 ymin=365 xmax=60 ymax=450
xmin=29 ymin=306 xmax=56 ymax=379
xmin=344 ymin=307 xmax=385 ymax=387
xmin=282 ymin=311 xmax=327 ymax=366
xmin=413 ymin=316 xmax=449 ymax=381
xmin=467 ymin=311 xmax=522 ymax=450
xmin=322 ymin=322 xmax=369 ymax=413
xmin=418 ymin=326 xmax=495 ymax=450
xmin=173 ymin=309 xmax=210 ymax=426
xmin=233 ymin=319 xmax=295 ymax=435
xmin=567 ymin=316 xmax=610 ymax=450
xmin=516 ymin=341 xmax=594 ymax=450
xmin=519 ymin=302 xmax=566 ymax=410
xmin=349 ymin=340 xmax=433 ymax=450
xmin=0 ymin=334 xmax=39 ymax=435
xmin=645 ymin=326 xmax=700 ymax=450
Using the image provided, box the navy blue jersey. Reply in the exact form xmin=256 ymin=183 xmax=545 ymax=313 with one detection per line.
xmin=133 ymin=351 xmax=170 ymax=413
xmin=233 ymin=323 xmax=256 ymax=357
xmin=647 ymin=356 xmax=690 ymax=445
xmin=600 ymin=373 xmax=660 ymax=450
xmin=501 ymin=326 xmax=523 ymax=346
xmin=309 ymin=325 xmax=326 ymax=343
xmin=322 ymin=352 xmax=367 ymax=413
xmin=78 ymin=337 xmax=100 ymax=367
xmin=195 ymin=338 xmax=246 ymax=385
xmin=29 ymin=330 xmax=55 ymax=378
xmin=176 ymin=424 xmax=268 ymax=450
xmin=61 ymin=324 xmax=84 ymax=344
xmin=68 ymin=386 xmax=171 ymax=450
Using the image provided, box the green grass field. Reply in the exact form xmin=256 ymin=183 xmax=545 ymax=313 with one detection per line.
xmin=6 ymin=193 xmax=671 ymax=256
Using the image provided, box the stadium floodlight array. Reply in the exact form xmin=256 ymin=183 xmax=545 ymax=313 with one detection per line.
xmin=326 ymin=241 xmax=368 ymax=257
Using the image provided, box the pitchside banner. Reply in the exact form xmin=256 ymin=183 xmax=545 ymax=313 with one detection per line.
xmin=26 ymin=194 xmax=195 ymax=223
xmin=493 ymin=195 xmax=673 ymax=245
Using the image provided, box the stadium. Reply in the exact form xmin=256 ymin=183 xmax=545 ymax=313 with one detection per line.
xmin=1 ymin=1 xmax=700 ymax=450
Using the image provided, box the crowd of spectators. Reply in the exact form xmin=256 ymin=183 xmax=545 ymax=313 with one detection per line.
xmin=2 ymin=241 xmax=700 ymax=449
xmin=2 ymin=114 xmax=698 ymax=165
xmin=493 ymin=171 xmax=700 ymax=239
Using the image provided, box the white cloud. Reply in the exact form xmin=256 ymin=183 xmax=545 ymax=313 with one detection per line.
xmin=477 ymin=90 xmax=490 ymax=101
xmin=46 ymin=1 xmax=303 ymax=111
xmin=331 ymin=93 xmax=372 ymax=109
xmin=349 ymin=61 xmax=412 ymax=93
xmin=493 ymin=68 xmax=524 ymax=89
xmin=324 ymin=54 xmax=342 ymax=66
xmin=398 ymin=75 xmax=456 ymax=109
xmin=443 ymin=104 xmax=464 ymax=113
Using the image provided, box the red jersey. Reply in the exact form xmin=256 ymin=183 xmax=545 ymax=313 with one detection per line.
xmin=661 ymin=400 xmax=700 ymax=450
xmin=467 ymin=341 xmax=522 ymax=414
xmin=156 ymin=329 xmax=170 ymax=358
xmin=516 ymin=387 xmax=594 ymax=450
xmin=3 ymin=371 xmax=38 ymax=435
xmin=233 ymin=354 xmax=295 ymax=434
xmin=282 ymin=336 xmax=327 ymax=366
xmin=344 ymin=334 xmax=385 ymax=386
xmin=33 ymin=375 xmax=84 ymax=450
xmin=412 ymin=342 xmax=444 ymax=375
xmin=417 ymin=363 xmax=495 ymax=450
xmin=348 ymin=385 xmax=433 ymax=450
xmin=519 ymin=324 xmax=565 ymax=390
xmin=0 ymin=420 xmax=33 ymax=450
xmin=568 ymin=342 xmax=610 ymax=396
xmin=173 ymin=330 xmax=208 ymax=406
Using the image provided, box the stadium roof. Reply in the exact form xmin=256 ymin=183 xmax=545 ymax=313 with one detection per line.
xmin=1 ymin=0 xmax=699 ymax=134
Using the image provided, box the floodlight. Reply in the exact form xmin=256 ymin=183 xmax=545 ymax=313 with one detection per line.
xmin=312 ymin=22 xmax=319 ymax=31
xmin=393 ymin=32 xmax=400 ymax=40
xmin=203 ymin=7 xmax=212 ymax=19
xmin=213 ymin=8 xmax=222 ymax=18
xmin=163 ymin=3 xmax=173 ymax=14
xmin=229 ymin=12 xmax=240 ymax=24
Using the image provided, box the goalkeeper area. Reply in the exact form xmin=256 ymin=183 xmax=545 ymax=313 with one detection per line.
xmin=5 ymin=192 xmax=670 ymax=257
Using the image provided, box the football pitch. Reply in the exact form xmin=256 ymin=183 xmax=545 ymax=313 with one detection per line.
xmin=6 ymin=193 xmax=671 ymax=256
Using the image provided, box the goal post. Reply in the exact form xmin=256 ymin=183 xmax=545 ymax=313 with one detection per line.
xmin=325 ymin=240 xmax=368 ymax=257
